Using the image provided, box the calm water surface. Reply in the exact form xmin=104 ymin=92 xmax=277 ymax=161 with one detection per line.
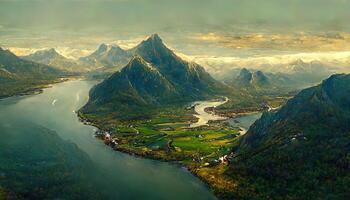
xmin=0 ymin=80 xmax=216 ymax=200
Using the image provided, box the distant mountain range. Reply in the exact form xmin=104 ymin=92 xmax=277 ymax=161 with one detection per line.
xmin=0 ymin=48 xmax=63 ymax=79
xmin=22 ymin=48 xmax=88 ymax=72
xmin=17 ymin=41 xmax=337 ymax=88
xmin=226 ymin=73 xmax=350 ymax=199
xmin=230 ymin=65 xmax=333 ymax=93
xmin=79 ymin=44 xmax=130 ymax=71
xmin=278 ymin=59 xmax=335 ymax=87
xmin=81 ymin=34 xmax=227 ymax=119
xmin=235 ymin=68 xmax=270 ymax=87
xmin=230 ymin=68 xmax=299 ymax=96
xmin=0 ymin=47 xmax=65 ymax=98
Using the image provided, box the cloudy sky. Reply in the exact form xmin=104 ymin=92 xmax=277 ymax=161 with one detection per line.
xmin=1 ymin=0 xmax=350 ymax=76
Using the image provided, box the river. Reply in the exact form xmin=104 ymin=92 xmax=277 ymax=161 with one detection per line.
xmin=190 ymin=97 xmax=262 ymax=134
xmin=0 ymin=80 xmax=216 ymax=200
xmin=190 ymin=97 xmax=228 ymax=128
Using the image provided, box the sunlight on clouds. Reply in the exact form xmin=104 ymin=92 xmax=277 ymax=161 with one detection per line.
xmin=7 ymin=33 xmax=350 ymax=80
xmin=192 ymin=32 xmax=350 ymax=52
xmin=112 ymin=37 xmax=145 ymax=50
xmin=8 ymin=47 xmax=44 ymax=56
xmin=55 ymin=47 xmax=92 ymax=59
xmin=8 ymin=47 xmax=93 ymax=59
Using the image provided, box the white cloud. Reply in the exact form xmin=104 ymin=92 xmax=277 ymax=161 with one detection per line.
xmin=7 ymin=47 xmax=44 ymax=56
xmin=188 ymin=51 xmax=350 ymax=77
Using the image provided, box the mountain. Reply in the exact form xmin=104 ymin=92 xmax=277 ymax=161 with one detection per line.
xmin=22 ymin=48 xmax=66 ymax=63
xmin=225 ymin=74 xmax=350 ymax=199
xmin=22 ymin=48 xmax=85 ymax=72
xmin=234 ymin=68 xmax=270 ymax=87
xmin=0 ymin=47 xmax=64 ymax=98
xmin=281 ymin=59 xmax=334 ymax=87
xmin=0 ymin=48 xmax=62 ymax=78
xmin=79 ymin=44 xmax=130 ymax=71
xmin=130 ymin=34 xmax=222 ymax=97
xmin=286 ymin=59 xmax=330 ymax=74
xmin=235 ymin=68 xmax=253 ymax=86
xmin=81 ymin=34 xmax=226 ymax=119
xmin=83 ymin=56 xmax=177 ymax=112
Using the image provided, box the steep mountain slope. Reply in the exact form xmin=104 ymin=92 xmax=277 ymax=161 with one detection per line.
xmin=130 ymin=34 xmax=224 ymax=99
xmin=82 ymin=56 xmax=178 ymax=116
xmin=81 ymin=34 xmax=228 ymax=119
xmin=22 ymin=48 xmax=85 ymax=72
xmin=225 ymin=74 xmax=350 ymax=199
xmin=0 ymin=48 xmax=64 ymax=98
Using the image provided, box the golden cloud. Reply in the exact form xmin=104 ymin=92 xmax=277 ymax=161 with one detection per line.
xmin=192 ymin=32 xmax=350 ymax=52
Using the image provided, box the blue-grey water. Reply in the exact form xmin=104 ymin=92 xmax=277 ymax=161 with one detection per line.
xmin=228 ymin=113 xmax=262 ymax=133
xmin=0 ymin=80 xmax=216 ymax=200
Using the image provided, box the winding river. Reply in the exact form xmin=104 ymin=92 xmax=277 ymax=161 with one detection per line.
xmin=190 ymin=97 xmax=261 ymax=134
xmin=0 ymin=80 xmax=216 ymax=200
xmin=190 ymin=97 xmax=228 ymax=128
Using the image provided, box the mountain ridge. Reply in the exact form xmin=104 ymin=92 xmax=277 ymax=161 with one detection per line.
xmin=81 ymin=34 xmax=228 ymax=119
xmin=21 ymin=48 xmax=84 ymax=72
xmin=0 ymin=47 xmax=65 ymax=98
xmin=79 ymin=43 xmax=130 ymax=70
xmin=224 ymin=73 xmax=350 ymax=200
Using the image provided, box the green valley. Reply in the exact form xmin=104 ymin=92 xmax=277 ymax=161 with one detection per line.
xmin=78 ymin=34 xmax=299 ymax=199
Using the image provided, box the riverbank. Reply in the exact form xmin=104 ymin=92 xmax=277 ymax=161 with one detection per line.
xmin=0 ymin=77 xmax=75 ymax=100
xmin=190 ymin=97 xmax=229 ymax=128
xmin=1 ymin=80 xmax=216 ymax=200
xmin=77 ymin=97 xmax=263 ymax=199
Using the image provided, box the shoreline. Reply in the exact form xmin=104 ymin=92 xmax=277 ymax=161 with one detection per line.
xmin=77 ymin=113 xmax=219 ymax=196
xmin=1 ymin=78 xmax=225 ymax=198
xmin=78 ymin=114 xmax=219 ymax=198
xmin=0 ymin=77 xmax=79 ymax=100
xmin=77 ymin=109 xmax=245 ymax=199
xmin=76 ymin=94 xmax=271 ymax=199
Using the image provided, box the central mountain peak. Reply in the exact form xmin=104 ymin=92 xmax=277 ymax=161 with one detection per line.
xmin=131 ymin=34 xmax=181 ymax=71
xmin=134 ymin=33 xmax=169 ymax=54
xmin=81 ymin=34 xmax=226 ymax=118
xmin=147 ymin=33 xmax=163 ymax=43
